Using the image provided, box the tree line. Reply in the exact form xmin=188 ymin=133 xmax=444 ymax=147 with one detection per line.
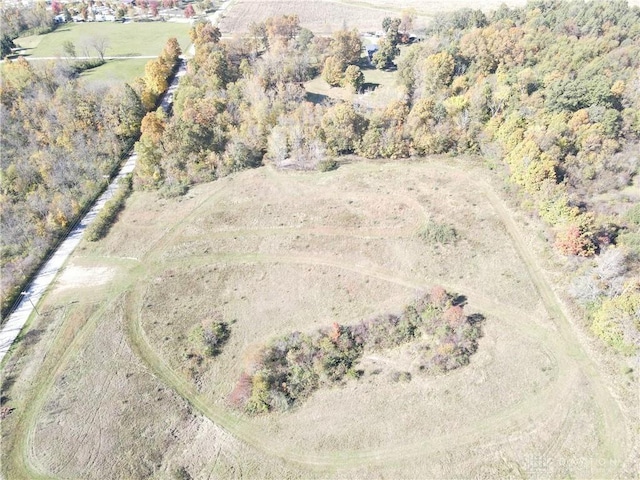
xmin=135 ymin=2 xmax=639 ymax=354
xmin=0 ymin=38 xmax=180 ymax=317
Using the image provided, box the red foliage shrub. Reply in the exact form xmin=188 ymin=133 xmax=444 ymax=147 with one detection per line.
xmin=555 ymin=224 xmax=595 ymax=256
xmin=443 ymin=305 xmax=465 ymax=328
xmin=430 ymin=285 xmax=449 ymax=308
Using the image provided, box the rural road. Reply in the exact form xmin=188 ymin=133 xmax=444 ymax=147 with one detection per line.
xmin=0 ymin=60 xmax=187 ymax=366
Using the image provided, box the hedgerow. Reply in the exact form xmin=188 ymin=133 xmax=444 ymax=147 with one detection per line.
xmin=85 ymin=174 xmax=132 ymax=242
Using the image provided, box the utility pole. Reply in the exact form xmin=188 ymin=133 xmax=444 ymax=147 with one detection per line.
xmin=20 ymin=291 xmax=39 ymax=315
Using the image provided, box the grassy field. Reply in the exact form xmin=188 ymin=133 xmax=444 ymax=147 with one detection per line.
xmin=1 ymin=159 xmax=636 ymax=479
xmin=79 ymin=57 xmax=150 ymax=84
xmin=14 ymin=22 xmax=191 ymax=58
xmin=12 ymin=22 xmax=191 ymax=83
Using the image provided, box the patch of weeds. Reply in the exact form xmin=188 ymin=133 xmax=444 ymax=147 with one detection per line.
xmin=318 ymin=159 xmax=339 ymax=172
xmin=159 ymin=182 xmax=189 ymax=198
xmin=391 ymin=371 xmax=412 ymax=383
xmin=419 ymin=220 xmax=458 ymax=245
xmin=189 ymin=318 xmax=231 ymax=357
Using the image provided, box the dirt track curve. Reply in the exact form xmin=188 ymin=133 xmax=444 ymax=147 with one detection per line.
xmin=116 ymin=167 xmax=630 ymax=475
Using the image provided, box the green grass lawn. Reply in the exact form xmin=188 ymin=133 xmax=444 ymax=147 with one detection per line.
xmin=79 ymin=58 xmax=151 ymax=84
xmin=14 ymin=22 xmax=191 ymax=58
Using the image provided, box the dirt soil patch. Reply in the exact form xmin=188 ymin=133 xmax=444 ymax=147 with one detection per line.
xmin=53 ymin=265 xmax=116 ymax=292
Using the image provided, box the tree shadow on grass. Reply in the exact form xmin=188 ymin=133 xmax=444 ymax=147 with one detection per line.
xmin=360 ymin=82 xmax=380 ymax=93
xmin=9 ymin=47 xmax=32 ymax=58
xmin=1 ymin=375 xmax=16 ymax=406
xmin=467 ymin=313 xmax=485 ymax=326
xmin=305 ymin=91 xmax=328 ymax=104
xmin=452 ymin=294 xmax=467 ymax=307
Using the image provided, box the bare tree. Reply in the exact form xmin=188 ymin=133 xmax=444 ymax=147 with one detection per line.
xmin=91 ymin=36 xmax=110 ymax=61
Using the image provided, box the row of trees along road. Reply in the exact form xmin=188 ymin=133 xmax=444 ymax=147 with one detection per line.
xmin=0 ymin=38 xmax=181 ymax=318
xmin=135 ymin=3 xmax=639 ymax=354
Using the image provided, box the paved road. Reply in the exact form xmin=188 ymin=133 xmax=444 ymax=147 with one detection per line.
xmin=0 ymin=60 xmax=187 ymax=365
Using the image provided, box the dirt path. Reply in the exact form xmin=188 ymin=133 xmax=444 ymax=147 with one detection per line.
xmin=480 ymin=184 xmax=628 ymax=476
xmin=121 ymin=255 xmax=578 ymax=471
xmin=0 ymin=61 xmax=186 ymax=367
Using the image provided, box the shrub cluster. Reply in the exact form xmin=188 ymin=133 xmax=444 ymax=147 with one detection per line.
xmin=69 ymin=58 xmax=105 ymax=74
xmin=85 ymin=174 xmax=132 ymax=242
xmin=419 ymin=220 xmax=458 ymax=245
xmin=189 ymin=319 xmax=230 ymax=357
xmin=230 ymin=287 xmax=483 ymax=414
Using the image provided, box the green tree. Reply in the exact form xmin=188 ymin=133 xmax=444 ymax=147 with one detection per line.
xmin=321 ymin=103 xmax=367 ymax=154
xmin=322 ymin=55 xmax=345 ymax=87
xmin=116 ymin=84 xmax=145 ymax=140
xmin=1 ymin=34 xmax=16 ymax=59
xmin=329 ymin=28 xmax=362 ymax=65
xmin=341 ymin=65 xmax=364 ymax=93
xmin=418 ymin=51 xmax=455 ymax=94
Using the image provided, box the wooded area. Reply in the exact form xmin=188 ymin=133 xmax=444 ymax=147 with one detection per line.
xmin=0 ymin=38 xmax=181 ymax=316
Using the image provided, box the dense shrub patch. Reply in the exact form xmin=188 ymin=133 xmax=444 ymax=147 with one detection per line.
xmin=230 ymin=287 xmax=483 ymax=414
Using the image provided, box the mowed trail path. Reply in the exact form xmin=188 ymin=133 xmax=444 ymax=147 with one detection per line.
xmin=117 ymin=164 xmax=630 ymax=475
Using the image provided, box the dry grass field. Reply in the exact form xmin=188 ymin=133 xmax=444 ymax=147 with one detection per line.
xmin=217 ymin=0 xmax=640 ymax=36
xmin=1 ymin=159 xmax=637 ymax=479
xmin=217 ymin=0 xmax=401 ymax=34
xmin=339 ymin=0 xmax=529 ymax=16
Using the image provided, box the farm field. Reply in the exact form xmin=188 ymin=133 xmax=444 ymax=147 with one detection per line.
xmin=217 ymin=0 xmax=400 ymax=34
xmin=217 ymin=0 xmax=640 ymax=35
xmin=1 ymin=160 xmax=637 ymax=479
xmin=338 ymin=0 xmax=529 ymax=16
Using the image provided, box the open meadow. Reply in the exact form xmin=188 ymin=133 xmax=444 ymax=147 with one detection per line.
xmin=14 ymin=22 xmax=192 ymax=58
xmin=12 ymin=22 xmax=191 ymax=83
xmin=1 ymin=159 xmax=637 ymax=479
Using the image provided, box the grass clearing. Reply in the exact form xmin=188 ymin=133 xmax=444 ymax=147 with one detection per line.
xmin=305 ymin=64 xmax=403 ymax=107
xmin=79 ymin=57 xmax=150 ymax=84
xmin=305 ymin=47 xmax=410 ymax=108
xmin=2 ymin=159 xmax=636 ymax=479
xmin=14 ymin=22 xmax=191 ymax=58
